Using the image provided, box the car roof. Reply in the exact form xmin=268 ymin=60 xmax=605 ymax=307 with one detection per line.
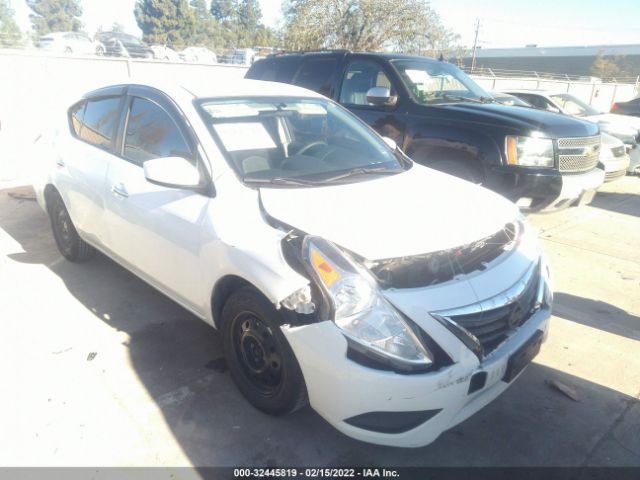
xmin=85 ymin=78 xmax=325 ymax=102
xmin=267 ymin=50 xmax=439 ymax=63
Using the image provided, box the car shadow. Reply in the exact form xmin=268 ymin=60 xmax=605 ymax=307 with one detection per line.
xmin=1 ymin=186 xmax=639 ymax=467
xmin=553 ymin=292 xmax=640 ymax=342
xmin=591 ymin=190 xmax=640 ymax=217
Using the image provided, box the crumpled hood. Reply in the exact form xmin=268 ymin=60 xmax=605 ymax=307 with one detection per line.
xmin=260 ymin=165 xmax=519 ymax=260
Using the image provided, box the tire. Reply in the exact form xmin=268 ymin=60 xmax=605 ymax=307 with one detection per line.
xmin=222 ymin=286 xmax=308 ymax=415
xmin=95 ymin=46 xmax=104 ymax=56
xmin=430 ymin=160 xmax=481 ymax=184
xmin=48 ymin=191 xmax=95 ymax=262
xmin=64 ymin=46 xmax=73 ymax=54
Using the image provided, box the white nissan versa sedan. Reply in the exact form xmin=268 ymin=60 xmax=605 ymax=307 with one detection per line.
xmin=33 ymin=79 xmax=552 ymax=448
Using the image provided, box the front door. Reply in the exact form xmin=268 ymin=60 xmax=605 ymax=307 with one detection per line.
xmin=103 ymin=94 xmax=212 ymax=314
xmin=338 ymin=58 xmax=407 ymax=147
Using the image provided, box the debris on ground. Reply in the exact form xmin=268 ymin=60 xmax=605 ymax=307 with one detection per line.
xmin=86 ymin=352 xmax=97 ymax=361
xmin=8 ymin=187 xmax=36 ymax=201
xmin=547 ymin=378 xmax=580 ymax=401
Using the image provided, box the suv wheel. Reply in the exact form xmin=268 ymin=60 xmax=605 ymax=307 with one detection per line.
xmin=222 ymin=286 xmax=307 ymax=415
xmin=48 ymin=191 xmax=95 ymax=262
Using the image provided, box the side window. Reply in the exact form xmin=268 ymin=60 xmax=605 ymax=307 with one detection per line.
xmin=248 ymin=58 xmax=300 ymax=83
xmin=123 ymin=97 xmax=192 ymax=165
xmin=293 ymin=58 xmax=338 ymax=97
xmin=79 ymin=97 xmax=121 ymax=149
xmin=68 ymin=101 xmax=86 ymax=137
xmin=339 ymin=60 xmax=394 ymax=106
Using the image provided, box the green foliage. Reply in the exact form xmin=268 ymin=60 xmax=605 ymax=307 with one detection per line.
xmin=135 ymin=0 xmax=197 ymax=48
xmin=590 ymin=50 xmax=621 ymax=79
xmin=27 ymin=0 xmax=83 ymax=36
xmin=283 ymin=0 xmax=460 ymax=56
xmin=0 ymin=0 xmax=23 ymax=47
xmin=210 ymin=0 xmax=236 ymax=22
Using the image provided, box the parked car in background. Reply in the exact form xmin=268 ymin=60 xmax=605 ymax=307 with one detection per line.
xmin=232 ymin=48 xmax=256 ymax=65
xmin=490 ymin=91 xmax=532 ymax=107
xmin=95 ymin=31 xmax=154 ymax=59
xmin=180 ymin=46 xmax=217 ymax=64
xmin=611 ymin=97 xmax=640 ymax=117
xmin=38 ymin=32 xmax=104 ymax=56
xmin=247 ymin=52 xmax=604 ymax=212
xmin=33 ymin=79 xmax=552 ymax=448
xmin=149 ymin=45 xmax=180 ymax=62
xmin=599 ymin=133 xmax=630 ymax=182
xmin=504 ymin=89 xmax=640 ymax=147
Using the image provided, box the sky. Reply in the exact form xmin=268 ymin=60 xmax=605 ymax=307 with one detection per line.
xmin=8 ymin=0 xmax=640 ymax=49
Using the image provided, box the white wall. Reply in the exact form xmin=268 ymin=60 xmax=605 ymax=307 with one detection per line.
xmin=0 ymin=51 xmax=247 ymax=184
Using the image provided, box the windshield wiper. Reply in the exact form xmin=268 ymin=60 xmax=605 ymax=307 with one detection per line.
xmin=318 ymin=166 xmax=401 ymax=182
xmin=440 ymin=94 xmax=485 ymax=104
xmin=243 ymin=176 xmax=324 ymax=186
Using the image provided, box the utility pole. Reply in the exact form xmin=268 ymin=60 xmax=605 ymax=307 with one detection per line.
xmin=471 ymin=19 xmax=480 ymax=73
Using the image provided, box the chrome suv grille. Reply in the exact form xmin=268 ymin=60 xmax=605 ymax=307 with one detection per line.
xmin=558 ymin=135 xmax=600 ymax=173
xmin=433 ymin=261 xmax=542 ymax=353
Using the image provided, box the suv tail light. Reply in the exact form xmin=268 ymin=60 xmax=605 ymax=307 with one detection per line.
xmin=611 ymin=103 xmax=619 ymax=112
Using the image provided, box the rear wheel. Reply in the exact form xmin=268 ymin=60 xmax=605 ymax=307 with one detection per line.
xmin=222 ymin=287 xmax=307 ymax=415
xmin=48 ymin=191 xmax=94 ymax=262
xmin=95 ymin=45 xmax=104 ymax=56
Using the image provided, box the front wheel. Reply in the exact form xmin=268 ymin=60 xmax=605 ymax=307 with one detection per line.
xmin=222 ymin=287 xmax=307 ymax=415
xmin=48 ymin=191 xmax=95 ymax=262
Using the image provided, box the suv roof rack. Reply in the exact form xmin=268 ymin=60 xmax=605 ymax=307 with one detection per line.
xmin=268 ymin=49 xmax=351 ymax=57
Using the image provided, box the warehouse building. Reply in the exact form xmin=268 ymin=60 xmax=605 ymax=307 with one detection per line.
xmin=460 ymin=44 xmax=640 ymax=79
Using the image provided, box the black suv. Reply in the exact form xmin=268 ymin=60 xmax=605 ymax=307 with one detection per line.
xmin=247 ymin=51 xmax=604 ymax=212
xmin=95 ymin=31 xmax=154 ymax=59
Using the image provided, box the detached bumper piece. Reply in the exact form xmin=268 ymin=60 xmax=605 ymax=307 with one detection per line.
xmin=344 ymin=409 xmax=441 ymax=434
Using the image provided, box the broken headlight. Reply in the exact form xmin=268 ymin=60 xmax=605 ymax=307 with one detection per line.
xmin=302 ymin=236 xmax=433 ymax=369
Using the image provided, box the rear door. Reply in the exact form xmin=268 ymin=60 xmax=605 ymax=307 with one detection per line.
xmin=336 ymin=57 xmax=407 ymax=146
xmin=57 ymin=92 xmax=125 ymax=245
xmin=103 ymin=88 xmax=212 ymax=313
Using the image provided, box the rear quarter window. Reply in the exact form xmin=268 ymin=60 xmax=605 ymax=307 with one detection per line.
xmin=68 ymin=101 xmax=86 ymax=137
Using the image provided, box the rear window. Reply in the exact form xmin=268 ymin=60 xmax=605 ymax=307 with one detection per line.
xmin=78 ymin=97 xmax=121 ymax=149
xmin=293 ymin=59 xmax=338 ymax=97
xmin=247 ymin=57 xmax=301 ymax=83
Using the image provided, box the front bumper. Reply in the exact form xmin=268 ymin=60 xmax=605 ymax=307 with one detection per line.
xmin=282 ymin=289 xmax=551 ymax=448
xmin=539 ymin=167 xmax=605 ymax=211
xmin=602 ymin=154 xmax=630 ymax=182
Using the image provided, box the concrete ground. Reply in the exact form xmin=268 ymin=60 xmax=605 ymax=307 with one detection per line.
xmin=0 ymin=177 xmax=638 ymax=467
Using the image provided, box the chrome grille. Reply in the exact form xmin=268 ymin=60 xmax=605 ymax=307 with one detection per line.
xmin=433 ymin=261 xmax=542 ymax=353
xmin=558 ymin=135 xmax=600 ymax=173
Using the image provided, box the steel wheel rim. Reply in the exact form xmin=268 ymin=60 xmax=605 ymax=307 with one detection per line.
xmin=232 ymin=312 xmax=283 ymax=396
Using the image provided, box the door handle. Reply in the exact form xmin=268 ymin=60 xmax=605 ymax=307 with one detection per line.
xmin=55 ymin=158 xmax=65 ymax=168
xmin=111 ymin=183 xmax=129 ymax=198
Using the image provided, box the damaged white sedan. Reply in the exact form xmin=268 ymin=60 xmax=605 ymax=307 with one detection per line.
xmin=34 ymin=79 xmax=553 ymax=448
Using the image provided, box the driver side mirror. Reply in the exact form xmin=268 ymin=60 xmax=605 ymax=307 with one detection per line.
xmin=366 ymin=87 xmax=397 ymax=107
xmin=143 ymin=156 xmax=202 ymax=189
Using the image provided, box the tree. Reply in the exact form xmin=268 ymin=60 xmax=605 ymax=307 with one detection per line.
xmin=27 ymin=0 xmax=83 ymax=36
xmin=591 ymin=50 xmax=620 ymax=79
xmin=189 ymin=0 xmax=223 ymax=49
xmin=210 ymin=0 xmax=236 ymax=22
xmin=135 ymin=0 xmax=197 ymax=48
xmin=0 ymin=0 xmax=22 ymax=47
xmin=283 ymin=0 xmax=459 ymax=56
